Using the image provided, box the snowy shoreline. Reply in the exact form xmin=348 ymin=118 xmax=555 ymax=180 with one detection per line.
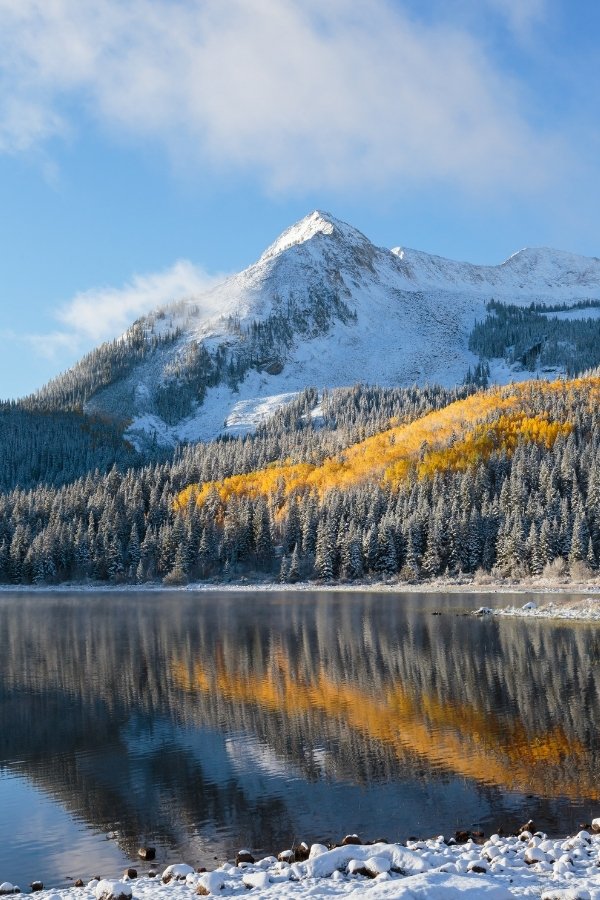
xmin=8 ymin=827 xmax=600 ymax=899
xmin=490 ymin=595 xmax=600 ymax=622
xmin=1 ymin=577 xmax=600 ymax=595
xmin=1 ymin=576 xmax=600 ymax=609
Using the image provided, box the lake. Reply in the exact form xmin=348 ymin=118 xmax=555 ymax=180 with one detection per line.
xmin=1 ymin=590 xmax=599 ymax=889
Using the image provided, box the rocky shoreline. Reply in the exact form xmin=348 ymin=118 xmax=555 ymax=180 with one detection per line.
xmin=482 ymin=595 xmax=600 ymax=622
xmin=4 ymin=824 xmax=600 ymax=899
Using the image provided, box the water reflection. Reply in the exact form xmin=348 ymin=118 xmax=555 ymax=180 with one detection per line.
xmin=0 ymin=591 xmax=599 ymax=887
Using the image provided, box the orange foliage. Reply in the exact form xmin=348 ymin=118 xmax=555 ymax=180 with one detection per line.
xmin=175 ymin=376 xmax=590 ymax=513
xmin=171 ymin=651 xmax=592 ymax=800
xmin=397 ymin=413 xmax=571 ymax=483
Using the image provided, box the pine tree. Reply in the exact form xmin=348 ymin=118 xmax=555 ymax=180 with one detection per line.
xmin=403 ymin=531 xmax=420 ymax=580
xmin=586 ymin=536 xmax=597 ymax=570
xmin=288 ymin=544 xmax=301 ymax=582
xmin=376 ymin=523 xmax=397 ymax=576
xmin=165 ymin=543 xmax=188 ymax=584
xmin=314 ymin=520 xmax=335 ymax=581
xmin=126 ymin=524 xmax=141 ymax=577
xmin=106 ymin=535 xmax=125 ymax=582
xmin=422 ymin=528 xmax=442 ymax=579
xmin=253 ymin=499 xmax=273 ymax=568
xmin=279 ymin=555 xmax=290 ymax=583
xmin=363 ymin=526 xmax=378 ymax=574
xmin=569 ymin=511 xmax=587 ymax=564
xmin=527 ymin=522 xmax=543 ymax=576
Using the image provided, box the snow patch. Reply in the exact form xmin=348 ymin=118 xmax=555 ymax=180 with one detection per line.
xmin=542 ymin=307 xmax=600 ymax=321
xmin=224 ymin=392 xmax=300 ymax=436
xmin=260 ymin=210 xmax=336 ymax=260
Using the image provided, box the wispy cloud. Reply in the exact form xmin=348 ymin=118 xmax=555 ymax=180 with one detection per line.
xmin=0 ymin=0 xmax=562 ymax=193
xmin=15 ymin=260 xmax=222 ymax=361
xmin=55 ymin=260 xmax=219 ymax=341
xmin=483 ymin=0 xmax=548 ymax=37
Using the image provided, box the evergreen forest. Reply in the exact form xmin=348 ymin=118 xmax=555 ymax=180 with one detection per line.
xmin=469 ymin=300 xmax=600 ymax=375
xmin=0 ymin=375 xmax=599 ymax=586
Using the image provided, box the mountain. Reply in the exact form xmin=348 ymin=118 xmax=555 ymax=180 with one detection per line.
xmin=30 ymin=211 xmax=600 ymax=448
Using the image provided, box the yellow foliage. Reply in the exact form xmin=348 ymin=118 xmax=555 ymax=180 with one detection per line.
xmin=401 ymin=413 xmax=571 ymax=483
xmin=170 ymin=651 xmax=592 ymax=800
xmin=175 ymin=376 xmax=591 ymax=513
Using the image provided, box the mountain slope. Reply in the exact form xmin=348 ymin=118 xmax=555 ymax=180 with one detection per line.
xmin=30 ymin=211 xmax=600 ymax=447
xmin=176 ymin=376 xmax=579 ymax=514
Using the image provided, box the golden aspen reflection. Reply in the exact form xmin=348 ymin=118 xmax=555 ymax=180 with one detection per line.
xmin=1 ymin=593 xmax=599 ymax=818
xmin=172 ymin=625 xmax=598 ymax=802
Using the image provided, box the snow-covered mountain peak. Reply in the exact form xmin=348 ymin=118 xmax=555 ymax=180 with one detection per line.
xmin=498 ymin=245 xmax=600 ymax=289
xmin=259 ymin=210 xmax=370 ymax=262
xmin=502 ymin=244 xmax=600 ymax=268
xmin=41 ymin=210 xmax=600 ymax=449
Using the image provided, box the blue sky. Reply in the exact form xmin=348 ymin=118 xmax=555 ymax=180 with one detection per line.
xmin=0 ymin=0 xmax=599 ymax=399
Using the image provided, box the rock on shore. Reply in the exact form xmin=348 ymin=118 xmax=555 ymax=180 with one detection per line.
xmin=10 ymin=828 xmax=600 ymax=898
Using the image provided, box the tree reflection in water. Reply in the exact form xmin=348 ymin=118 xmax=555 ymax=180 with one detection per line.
xmin=0 ymin=590 xmax=599 ymax=875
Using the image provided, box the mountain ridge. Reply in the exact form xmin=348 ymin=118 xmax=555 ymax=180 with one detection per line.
xmin=28 ymin=211 xmax=600 ymax=448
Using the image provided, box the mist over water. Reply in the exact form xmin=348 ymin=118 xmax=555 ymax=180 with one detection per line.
xmin=0 ymin=590 xmax=599 ymax=889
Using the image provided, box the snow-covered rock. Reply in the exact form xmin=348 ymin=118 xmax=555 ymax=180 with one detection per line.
xmin=295 ymin=841 xmax=432 ymax=878
xmin=17 ymin=827 xmax=600 ymax=900
xmin=161 ymin=863 xmax=194 ymax=883
xmin=242 ymin=870 xmax=271 ymax=889
xmin=525 ymin=846 xmax=551 ymax=864
xmin=195 ymin=870 xmax=225 ymax=894
xmin=364 ymin=855 xmax=392 ymax=876
xmin=346 ymin=859 xmax=367 ymax=875
xmin=466 ymin=859 xmax=488 ymax=872
xmin=94 ymin=880 xmax=132 ymax=900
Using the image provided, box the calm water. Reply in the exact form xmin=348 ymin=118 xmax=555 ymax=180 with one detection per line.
xmin=1 ymin=590 xmax=599 ymax=888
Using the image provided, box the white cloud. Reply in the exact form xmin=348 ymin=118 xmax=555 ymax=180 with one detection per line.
xmin=483 ymin=0 xmax=548 ymax=37
xmin=0 ymin=0 xmax=561 ymax=192
xmin=18 ymin=260 xmax=221 ymax=361
xmin=56 ymin=260 xmax=218 ymax=341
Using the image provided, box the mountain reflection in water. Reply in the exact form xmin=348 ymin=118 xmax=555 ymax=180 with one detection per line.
xmin=0 ymin=591 xmax=599 ymax=887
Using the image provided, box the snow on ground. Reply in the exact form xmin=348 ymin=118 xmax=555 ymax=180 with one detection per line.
xmin=493 ymin=596 xmax=600 ymax=622
xmin=126 ymin=370 xmax=305 ymax=447
xmin=13 ymin=828 xmax=600 ymax=898
xmin=224 ymin=392 xmax=300 ymax=436
xmin=390 ymin=242 xmax=600 ymax=301
xmin=3 ymin=577 xmax=600 ymax=606
xmin=541 ymin=307 xmax=600 ymax=321
xmin=486 ymin=359 xmax=565 ymax=387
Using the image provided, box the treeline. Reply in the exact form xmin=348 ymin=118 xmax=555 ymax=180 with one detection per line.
xmin=0 ymin=379 xmax=599 ymax=585
xmin=0 ymin=383 xmax=467 ymax=583
xmin=25 ymin=318 xmax=181 ymax=413
xmin=152 ymin=287 xmax=358 ymax=426
xmin=0 ymin=403 xmax=143 ymax=491
xmin=469 ymin=299 xmax=600 ymax=375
